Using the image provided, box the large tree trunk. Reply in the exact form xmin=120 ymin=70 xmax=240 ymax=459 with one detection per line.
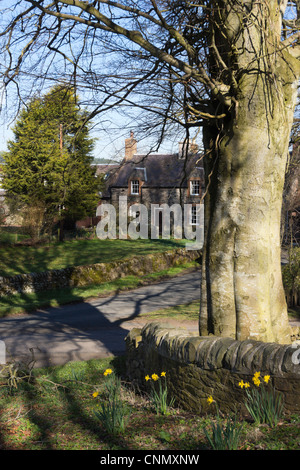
xmin=199 ymin=1 xmax=299 ymax=344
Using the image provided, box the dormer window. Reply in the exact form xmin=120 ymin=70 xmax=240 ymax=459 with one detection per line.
xmin=131 ymin=179 xmax=140 ymax=195
xmin=190 ymin=179 xmax=200 ymax=196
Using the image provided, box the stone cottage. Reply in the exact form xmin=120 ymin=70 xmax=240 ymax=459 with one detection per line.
xmin=98 ymin=133 xmax=205 ymax=241
xmin=0 ymin=134 xmax=205 ymax=240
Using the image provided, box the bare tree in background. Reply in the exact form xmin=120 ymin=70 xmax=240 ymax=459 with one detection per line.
xmin=1 ymin=0 xmax=300 ymax=344
xmin=282 ymin=142 xmax=300 ymax=245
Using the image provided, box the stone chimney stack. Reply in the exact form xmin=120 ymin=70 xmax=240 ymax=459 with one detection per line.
xmin=190 ymin=138 xmax=199 ymax=154
xmin=179 ymin=138 xmax=198 ymax=158
xmin=125 ymin=131 xmax=137 ymax=160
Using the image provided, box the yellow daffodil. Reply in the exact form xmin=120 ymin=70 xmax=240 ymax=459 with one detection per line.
xmin=161 ymin=371 xmax=166 ymax=377
xmin=239 ymin=378 xmax=252 ymax=388
xmin=264 ymin=375 xmax=270 ymax=384
xmin=207 ymin=396 xmax=214 ymax=405
xmin=253 ymin=376 xmax=261 ymax=387
xmin=239 ymin=379 xmax=251 ymax=389
xmin=151 ymin=373 xmax=159 ymax=381
xmin=103 ymin=368 xmax=113 ymax=376
xmin=145 ymin=375 xmax=150 ymax=381
xmin=253 ymin=371 xmax=260 ymax=379
xmin=93 ymin=391 xmax=99 ymax=398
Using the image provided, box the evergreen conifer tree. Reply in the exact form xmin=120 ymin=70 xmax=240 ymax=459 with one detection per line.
xmin=2 ymin=85 xmax=101 ymax=240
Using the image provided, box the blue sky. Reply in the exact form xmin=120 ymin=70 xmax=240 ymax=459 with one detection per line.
xmin=0 ymin=110 xmax=190 ymax=161
xmin=0 ymin=0 xmax=202 ymax=160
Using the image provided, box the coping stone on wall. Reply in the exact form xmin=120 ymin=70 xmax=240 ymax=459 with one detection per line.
xmin=132 ymin=322 xmax=300 ymax=378
xmin=125 ymin=323 xmax=300 ymax=414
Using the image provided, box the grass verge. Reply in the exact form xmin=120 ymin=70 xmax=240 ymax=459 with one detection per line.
xmin=0 ymin=238 xmax=187 ymax=277
xmin=0 ymin=355 xmax=299 ymax=451
xmin=138 ymin=297 xmax=200 ymax=322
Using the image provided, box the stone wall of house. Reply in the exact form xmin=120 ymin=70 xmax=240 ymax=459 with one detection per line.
xmin=0 ymin=247 xmax=201 ymax=296
xmin=109 ymin=187 xmax=204 ymax=239
xmin=110 ymin=187 xmax=203 ymax=209
xmin=125 ymin=322 xmax=300 ymax=415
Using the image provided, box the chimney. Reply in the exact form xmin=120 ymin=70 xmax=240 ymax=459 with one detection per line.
xmin=125 ymin=131 xmax=137 ymax=160
xmin=190 ymin=138 xmax=199 ymax=154
xmin=178 ymin=138 xmax=198 ymax=158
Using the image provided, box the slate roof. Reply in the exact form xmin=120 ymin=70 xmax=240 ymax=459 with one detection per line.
xmin=103 ymin=153 xmax=204 ymax=194
xmin=91 ymin=163 xmax=120 ymax=176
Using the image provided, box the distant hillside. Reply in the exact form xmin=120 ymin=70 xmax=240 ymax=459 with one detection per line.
xmin=93 ymin=158 xmax=120 ymax=164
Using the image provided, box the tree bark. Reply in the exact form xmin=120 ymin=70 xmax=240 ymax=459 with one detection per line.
xmin=199 ymin=1 xmax=300 ymax=344
xmin=200 ymin=116 xmax=293 ymax=343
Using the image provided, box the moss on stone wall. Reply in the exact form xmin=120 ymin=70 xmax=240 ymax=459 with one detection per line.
xmin=0 ymin=248 xmax=201 ymax=296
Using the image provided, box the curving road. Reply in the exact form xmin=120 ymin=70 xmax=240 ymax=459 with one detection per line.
xmin=0 ymin=270 xmax=201 ymax=368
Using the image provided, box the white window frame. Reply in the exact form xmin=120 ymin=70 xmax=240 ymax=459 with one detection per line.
xmin=190 ymin=206 xmax=200 ymax=226
xmin=131 ymin=180 xmax=140 ymax=195
xmin=190 ymin=179 xmax=200 ymax=196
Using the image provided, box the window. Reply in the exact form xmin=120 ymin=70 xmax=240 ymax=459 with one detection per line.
xmin=190 ymin=179 xmax=200 ymax=196
xmin=191 ymin=206 xmax=200 ymax=225
xmin=131 ymin=180 xmax=140 ymax=195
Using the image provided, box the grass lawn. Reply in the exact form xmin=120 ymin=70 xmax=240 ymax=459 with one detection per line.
xmin=0 ymin=238 xmax=188 ymax=277
xmin=0 ymin=352 xmax=299 ymax=451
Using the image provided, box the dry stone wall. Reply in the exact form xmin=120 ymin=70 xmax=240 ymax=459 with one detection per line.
xmin=125 ymin=322 xmax=300 ymax=415
xmin=0 ymin=248 xmax=201 ymax=296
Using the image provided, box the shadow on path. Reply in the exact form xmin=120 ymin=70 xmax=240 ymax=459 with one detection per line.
xmin=0 ymin=270 xmax=201 ymax=368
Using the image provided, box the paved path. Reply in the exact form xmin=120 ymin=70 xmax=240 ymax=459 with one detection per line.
xmin=0 ymin=270 xmax=201 ymax=368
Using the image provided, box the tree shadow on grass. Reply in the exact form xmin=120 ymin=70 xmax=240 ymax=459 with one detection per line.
xmin=0 ymin=357 xmax=141 ymax=450
xmin=0 ymin=237 xmax=185 ymax=278
xmin=0 ymin=270 xmax=200 ymax=449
